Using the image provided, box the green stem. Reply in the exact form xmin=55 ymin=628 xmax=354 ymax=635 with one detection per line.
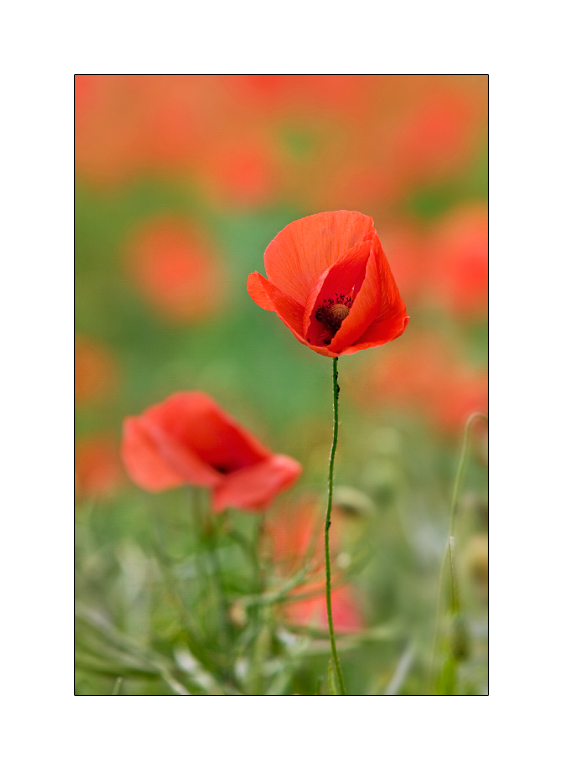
xmin=325 ymin=356 xmax=346 ymax=695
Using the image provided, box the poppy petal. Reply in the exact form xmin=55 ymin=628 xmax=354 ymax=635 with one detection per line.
xmin=246 ymin=271 xmax=307 ymax=342
xmin=370 ymin=235 xmax=406 ymax=323
xmin=264 ymin=211 xmax=375 ymax=305
xmin=139 ymin=418 xmax=223 ymax=485
xmin=121 ymin=416 xmax=217 ymax=491
xmin=330 ymin=234 xmax=407 ymax=353
xmin=246 ymin=271 xmax=276 ymax=311
xmin=211 ymin=454 xmax=302 ymax=513
xmin=303 ymin=237 xmax=373 ymax=346
xmin=340 ymin=313 xmax=410 ymax=355
xmin=143 ymin=392 xmax=270 ymax=474
xmin=326 ymin=238 xmax=382 ymax=352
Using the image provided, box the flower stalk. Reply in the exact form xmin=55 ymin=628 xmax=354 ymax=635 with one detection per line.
xmin=325 ymin=356 xmax=346 ymax=695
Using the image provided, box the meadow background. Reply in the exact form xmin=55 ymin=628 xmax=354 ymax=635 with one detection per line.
xmin=75 ymin=74 xmax=488 ymax=695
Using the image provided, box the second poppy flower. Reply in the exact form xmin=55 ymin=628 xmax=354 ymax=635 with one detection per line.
xmin=121 ymin=392 xmax=301 ymax=513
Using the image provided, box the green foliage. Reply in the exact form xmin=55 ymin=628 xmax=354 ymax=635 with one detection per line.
xmin=75 ymin=166 xmax=488 ymax=696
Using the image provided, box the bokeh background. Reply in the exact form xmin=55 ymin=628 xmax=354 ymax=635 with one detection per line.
xmin=75 ymin=74 xmax=488 ymax=695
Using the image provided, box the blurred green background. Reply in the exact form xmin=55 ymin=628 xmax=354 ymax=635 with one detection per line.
xmin=75 ymin=75 xmax=488 ymax=695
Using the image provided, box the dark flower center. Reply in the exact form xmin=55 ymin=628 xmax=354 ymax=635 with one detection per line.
xmin=315 ymin=293 xmax=353 ymax=343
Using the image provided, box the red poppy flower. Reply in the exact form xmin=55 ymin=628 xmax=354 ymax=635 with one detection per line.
xmin=75 ymin=75 xmax=208 ymax=186
xmin=195 ymin=135 xmax=279 ymax=208
xmin=285 ymin=583 xmax=364 ymax=633
xmin=265 ymin=496 xmax=363 ymax=632
xmin=247 ymin=211 xmax=409 ymax=357
xmin=75 ymin=335 xmax=119 ymax=405
xmin=227 ymin=74 xmax=367 ymax=115
xmin=125 ymin=217 xmax=227 ymax=324
xmin=353 ymin=332 xmax=488 ymax=436
xmin=389 ymin=77 xmax=487 ymax=183
xmin=266 ymin=494 xmax=343 ymax=572
xmin=426 ymin=204 xmax=488 ymax=318
xmin=121 ymin=392 xmax=301 ymax=513
xmin=75 ymin=434 xmax=123 ymax=499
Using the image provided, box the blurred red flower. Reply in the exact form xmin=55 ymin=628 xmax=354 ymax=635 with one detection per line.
xmin=247 ymin=211 xmax=409 ymax=357
xmin=226 ymin=75 xmax=367 ymax=115
xmin=285 ymin=582 xmax=364 ymax=633
xmin=121 ymin=392 xmax=301 ymax=513
xmin=75 ymin=74 xmax=487 ymax=223
xmin=75 ymin=336 xmax=119 ymax=404
xmin=75 ymin=434 xmax=123 ymax=499
xmin=137 ymin=75 xmax=208 ymax=172
xmin=75 ymin=75 xmax=209 ymax=186
xmin=267 ymin=496 xmax=329 ymax=572
xmin=195 ymin=137 xmax=278 ymax=208
xmin=125 ymin=217 xmax=227 ymax=323
xmin=374 ymin=221 xmax=429 ymax=307
xmin=292 ymin=76 xmax=486 ymax=213
xmin=266 ymin=496 xmax=364 ymax=632
xmin=354 ymin=332 xmax=488 ymax=435
xmin=389 ymin=76 xmax=487 ymax=184
xmin=426 ymin=204 xmax=488 ymax=318
xmin=75 ymin=75 xmax=147 ymax=186
xmin=315 ymin=163 xmax=403 ymax=216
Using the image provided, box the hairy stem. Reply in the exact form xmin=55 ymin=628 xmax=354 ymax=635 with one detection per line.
xmin=325 ymin=356 xmax=346 ymax=695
